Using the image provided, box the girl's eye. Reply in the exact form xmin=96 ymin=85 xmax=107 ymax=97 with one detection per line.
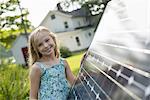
xmin=50 ymin=44 xmax=54 ymax=48
xmin=45 ymin=39 xmax=49 ymax=42
xmin=38 ymin=43 xmax=42 ymax=47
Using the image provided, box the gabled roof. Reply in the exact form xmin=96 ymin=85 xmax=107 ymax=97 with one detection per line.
xmin=39 ymin=7 xmax=91 ymax=26
xmin=59 ymin=7 xmax=91 ymax=17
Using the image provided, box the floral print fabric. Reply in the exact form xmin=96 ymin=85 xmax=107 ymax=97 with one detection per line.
xmin=36 ymin=59 xmax=70 ymax=100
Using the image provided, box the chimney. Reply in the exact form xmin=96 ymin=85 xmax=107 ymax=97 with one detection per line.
xmin=57 ymin=3 xmax=63 ymax=11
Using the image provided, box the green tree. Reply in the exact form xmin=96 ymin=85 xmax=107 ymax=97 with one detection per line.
xmin=0 ymin=0 xmax=32 ymax=49
xmin=61 ymin=0 xmax=110 ymax=15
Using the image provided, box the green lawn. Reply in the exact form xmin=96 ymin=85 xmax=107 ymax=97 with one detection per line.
xmin=66 ymin=52 xmax=85 ymax=76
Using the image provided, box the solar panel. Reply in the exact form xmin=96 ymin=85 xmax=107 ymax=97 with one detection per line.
xmin=68 ymin=0 xmax=150 ymax=100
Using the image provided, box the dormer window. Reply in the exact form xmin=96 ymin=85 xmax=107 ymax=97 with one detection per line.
xmin=88 ymin=32 xmax=91 ymax=37
xmin=51 ymin=14 xmax=55 ymax=20
xmin=64 ymin=21 xmax=69 ymax=28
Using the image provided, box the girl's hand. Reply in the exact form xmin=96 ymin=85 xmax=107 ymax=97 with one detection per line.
xmin=64 ymin=60 xmax=76 ymax=86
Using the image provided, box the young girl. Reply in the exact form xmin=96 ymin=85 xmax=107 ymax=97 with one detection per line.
xmin=28 ymin=26 xmax=76 ymax=100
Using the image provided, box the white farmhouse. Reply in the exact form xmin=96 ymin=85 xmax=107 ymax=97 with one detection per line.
xmin=39 ymin=7 xmax=97 ymax=51
xmin=11 ymin=34 xmax=28 ymax=65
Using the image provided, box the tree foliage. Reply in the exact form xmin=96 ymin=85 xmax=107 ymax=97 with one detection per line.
xmin=61 ymin=0 xmax=111 ymax=15
xmin=0 ymin=0 xmax=32 ymax=49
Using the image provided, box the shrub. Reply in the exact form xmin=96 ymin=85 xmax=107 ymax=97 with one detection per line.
xmin=60 ymin=46 xmax=72 ymax=58
xmin=0 ymin=64 xmax=29 ymax=100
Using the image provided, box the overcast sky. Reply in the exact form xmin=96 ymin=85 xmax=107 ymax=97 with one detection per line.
xmin=20 ymin=0 xmax=62 ymax=27
xmin=0 ymin=0 xmax=80 ymax=27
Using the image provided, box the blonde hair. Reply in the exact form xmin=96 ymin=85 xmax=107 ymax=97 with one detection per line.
xmin=28 ymin=26 xmax=60 ymax=66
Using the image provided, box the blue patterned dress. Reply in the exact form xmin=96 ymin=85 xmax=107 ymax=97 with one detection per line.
xmin=35 ymin=58 xmax=70 ymax=100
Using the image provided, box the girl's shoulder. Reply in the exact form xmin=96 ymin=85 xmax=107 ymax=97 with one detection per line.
xmin=60 ymin=57 xmax=66 ymax=63
xmin=31 ymin=63 xmax=41 ymax=70
xmin=30 ymin=63 xmax=41 ymax=77
xmin=31 ymin=62 xmax=45 ymax=73
xmin=59 ymin=57 xmax=68 ymax=67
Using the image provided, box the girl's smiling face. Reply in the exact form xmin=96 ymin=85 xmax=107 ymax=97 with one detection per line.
xmin=36 ymin=32 xmax=55 ymax=56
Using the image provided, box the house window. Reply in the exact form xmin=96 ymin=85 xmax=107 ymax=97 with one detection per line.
xmin=51 ymin=14 xmax=55 ymax=20
xmin=85 ymin=32 xmax=92 ymax=38
xmin=64 ymin=21 xmax=69 ymax=28
xmin=84 ymin=18 xmax=88 ymax=24
xmin=78 ymin=21 xmax=81 ymax=26
xmin=75 ymin=36 xmax=81 ymax=46
xmin=88 ymin=32 xmax=91 ymax=37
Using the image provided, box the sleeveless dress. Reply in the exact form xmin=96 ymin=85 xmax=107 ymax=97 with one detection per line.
xmin=35 ymin=58 xmax=70 ymax=100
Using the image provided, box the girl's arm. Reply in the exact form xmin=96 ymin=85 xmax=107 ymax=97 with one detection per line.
xmin=29 ymin=64 xmax=41 ymax=99
xmin=64 ymin=60 xmax=76 ymax=86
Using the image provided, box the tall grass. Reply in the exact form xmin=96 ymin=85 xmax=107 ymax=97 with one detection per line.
xmin=0 ymin=64 xmax=29 ymax=100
